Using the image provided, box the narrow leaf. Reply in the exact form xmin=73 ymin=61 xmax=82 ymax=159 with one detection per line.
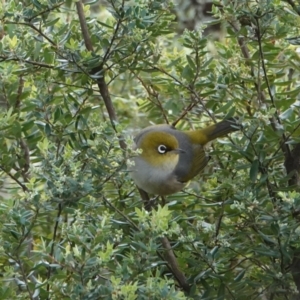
xmin=250 ymin=159 xmax=259 ymax=182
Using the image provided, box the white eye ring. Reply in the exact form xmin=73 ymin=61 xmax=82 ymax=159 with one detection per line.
xmin=157 ymin=145 xmax=167 ymax=154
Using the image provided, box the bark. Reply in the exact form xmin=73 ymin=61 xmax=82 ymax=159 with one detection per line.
xmin=284 ymin=143 xmax=300 ymax=294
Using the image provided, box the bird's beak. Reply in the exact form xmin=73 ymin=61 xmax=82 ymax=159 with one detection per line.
xmin=173 ymin=148 xmax=185 ymax=154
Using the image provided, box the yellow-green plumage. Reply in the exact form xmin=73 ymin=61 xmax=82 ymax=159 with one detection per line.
xmin=139 ymin=131 xmax=179 ymax=167
xmin=130 ymin=118 xmax=240 ymax=195
xmin=185 ymin=119 xmax=239 ymax=145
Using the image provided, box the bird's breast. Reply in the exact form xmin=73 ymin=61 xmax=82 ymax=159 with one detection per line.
xmin=129 ymin=155 xmax=184 ymax=195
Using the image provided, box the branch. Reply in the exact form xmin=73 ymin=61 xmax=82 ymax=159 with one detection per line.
xmin=231 ymin=11 xmax=300 ymax=296
xmin=28 ymin=2 xmax=65 ymax=22
xmin=0 ymin=166 xmax=28 ymax=192
xmin=228 ymin=20 xmax=265 ymax=104
xmin=102 ymin=195 xmax=140 ymax=230
xmin=255 ymin=16 xmax=291 ymax=159
xmin=76 ymin=0 xmax=189 ymax=292
xmin=284 ymin=144 xmax=300 ymax=187
xmin=283 ymin=0 xmax=300 ymax=15
xmin=19 ymin=139 xmax=30 ymax=182
xmin=102 ymin=1 xmax=124 ymax=62
xmin=46 ymin=203 xmax=63 ymax=299
xmin=15 ymin=77 xmax=31 ymax=183
xmin=0 ymin=55 xmax=55 ymax=69
xmin=15 ymin=76 xmax=24 ymax=109
xmin=172 ymin=95 xmax=202 ymax=127
xmin=290 ymin=248 xmax=300 ymax=294
xmin=6 ymin=22 xmax=57 ymax=47
xmin=137 ymin=187 xmax=190 ymax=292
xmin=15 ymin=256 xmax=34 ymax=300
xmin=152 ymin=65 xmax=216 ymax=123
xmin=75 ymin=0 xmax=126 ymax=150
xmin=134 ymin=74 xmax=169 ymax=124
xmin=161 ymin=237 xmax=190 ymax=292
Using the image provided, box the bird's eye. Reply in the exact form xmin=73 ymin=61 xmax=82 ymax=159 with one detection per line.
xmin=157 ymin=145 xmax=167 ymax=154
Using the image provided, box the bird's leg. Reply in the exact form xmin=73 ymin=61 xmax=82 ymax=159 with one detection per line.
xmin=145 ymin=195 xmax=158 ymax=210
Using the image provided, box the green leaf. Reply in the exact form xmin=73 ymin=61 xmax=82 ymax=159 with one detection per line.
xmin=249 ymin=159 xmax=259 ymax=182
xmin=279 ymin=107 xmax=294 ymax=120
xmin=234 ymin=269 xmax=246 ymax=282
xmin=217 ymin=283 xmax=225 ymax=299
xmin=44 ymin=123 xmax=51 ymax=136
xmin=182 ymin=65 xmax=194 ymax=81
xmin=186 ymin=55 xmax=196 ymax=71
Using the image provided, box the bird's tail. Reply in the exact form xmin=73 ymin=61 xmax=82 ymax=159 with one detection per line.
xmin=187 ymin=117 xmax=240 ymax=145
xmin=202 ymin=117 xmax=240 ymax=144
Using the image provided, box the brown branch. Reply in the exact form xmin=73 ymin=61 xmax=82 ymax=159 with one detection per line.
xmin=135 ymin=74 xmax=169 ymax=124
xmin=76 ymin=0 xmax=189 ymax=292
xmin=138 ymin=188 xmax=153 ymax=210
xmin=229 ymin=18 xmax=286 ymax=201
xmin=152 ymin=66 xmax=216 ymax=123
xmin=255 ymin=18 xmax=275 ymax=109
xmin=254 ymin=16 xmax=291 ymax=159
xmin=28 ymin=2 xmax=65 ymax=22
xmin=228 ymin=20 xmax=265 ymax=105
xmin=75 ymin=0 xmax=126 ymax=150
xmin=284 ymin=144 xmax=300 ymax=187
xmin=266 ymin=121 xmax=300 ymax=169
xmin=15 ymin=208 xmax=39 ymax=252
xmin=0 ymin=166 xmax=28 ymax=192
xmin=15 ymin=77 xmax=31 ymax=183
xmin=46 ymin=203 xmax=63 ymax=299
xmin=172 ymin=96 xmax=202 ymax=127
xmin=291 ymin=248 xmax=300 ymax=293
xmin=215 ymin=201 xmax=225 ymax=238
xmin=6 ymin=22 xmax=57 ymax=47
xmin=102 ymin=196 xmax=139 ymax=230
xmin=137 ymin=187 xmax=190 ymax=292
xmin=15 ymin=256 xmax=34 ymax=300
xmin=19 ymin=139 xmax=30 ymax=181
xmin=161 ymin=237 xmax=190 ymax=292
xmin=102 ymin=1 xmax=124 ymax=62
xmin=231 ymin=10 xmax=300 ymax=296
xmin=284 ymin=0 xmax=300 ymax=15
xmin=105 ymin=185 xmax=190 ymax=292
xmin=15 ymin=76 xmax=24 ymax=109
xmin=75 ymin=2 xmax=93 ymax=51
xmin=0 ymin=55 xmax=54 ymax=68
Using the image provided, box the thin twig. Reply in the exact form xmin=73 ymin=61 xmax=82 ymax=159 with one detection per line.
xmin=152 ymin=65 xmax=216 ymax=122
xmin=172 ymin=97 xmax=202 ymax=127
xmin=15 ymin=256 xmax=34 ymax=300
xmin=15 ymin=208 xmax=39 ymax=252
xmin=6 ymin=22 xmax=57 ymax=46
xmin=255 ymin=16 xmax=291 ymax=159
xmin=0 ymin=166 xmax=28 ymax=192
xmin=284 ymin=0 xmax=299 ymax=15
xmin=102 ymin=196 xmax=139 ymax=230
xmin=46 ymin=203 xmax=63 ymax=298
xmin=0 ymin=55 xmax=54 ymax=68
xmin=135 ymin=74 xmax=169 ymax=124
xmin=28 ymin=2 xmax=65 ymax=22
xmin=102 ymin=1 xmax=124 ymax=62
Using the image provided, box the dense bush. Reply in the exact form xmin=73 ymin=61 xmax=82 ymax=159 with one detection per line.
xmin=1 ymin=0 xmax=300 ymax=299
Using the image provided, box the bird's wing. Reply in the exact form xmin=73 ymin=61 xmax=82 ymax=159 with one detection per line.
xmin=175 ymin=145 xmax=209 ymax=183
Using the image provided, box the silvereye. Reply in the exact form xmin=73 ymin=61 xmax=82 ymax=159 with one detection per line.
xmin=130 ymin=118 xmax=240 ymax=195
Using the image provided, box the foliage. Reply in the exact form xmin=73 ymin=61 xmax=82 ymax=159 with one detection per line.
xmin=1 ymin=0 xmax=300 ymax=299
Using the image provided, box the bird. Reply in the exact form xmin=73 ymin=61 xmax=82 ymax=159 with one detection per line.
xmin=129 ymin=118 xmax=240 ymax=196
